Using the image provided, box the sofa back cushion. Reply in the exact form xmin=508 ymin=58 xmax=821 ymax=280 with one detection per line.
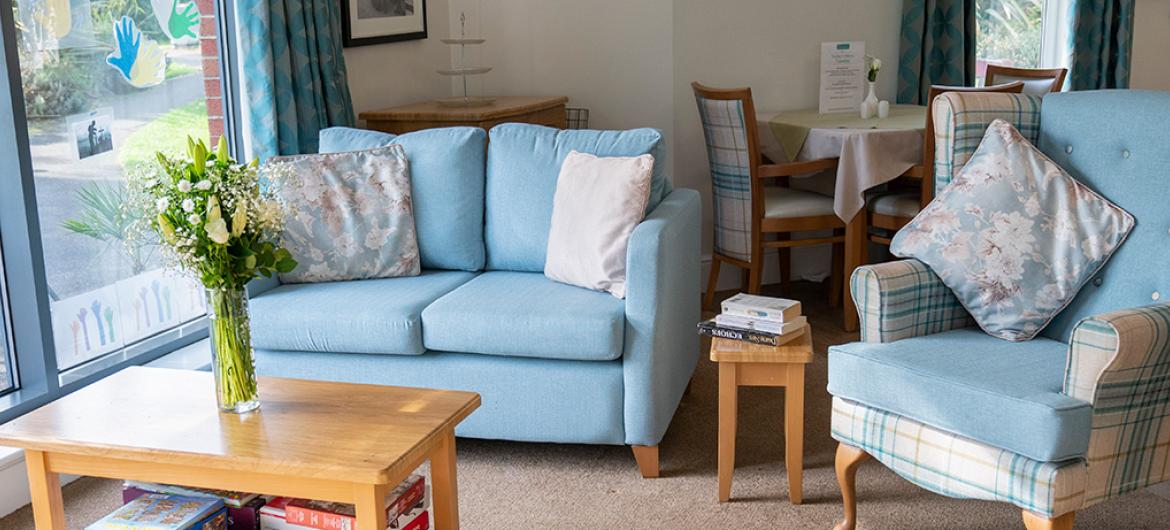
xmin=1038 ymin=91 xmax=1170 ymax=341
xmin=318 ymin=126 xmax=486 ymax=271
xmin=484 ymin=124 xmax=666 ymax=272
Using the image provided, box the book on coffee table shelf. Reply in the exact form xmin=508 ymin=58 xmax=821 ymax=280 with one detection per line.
xmin=260 ymin=474 xmax=429 ymax=530
xmin=720 ymin=293 xmax=802 ymax=322
xmin=714 ymin=314 xmax=807 ymax=335
xmin=88 ymin=493 xmax=228 ymax=530
xmin=123 ymin=482 xmax=265 ymax=530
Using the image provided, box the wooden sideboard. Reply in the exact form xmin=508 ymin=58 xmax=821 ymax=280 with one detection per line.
xmin=359 ymin=96 xmax=569 ymax=134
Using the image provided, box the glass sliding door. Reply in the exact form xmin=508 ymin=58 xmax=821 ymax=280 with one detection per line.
xmin=12 ymin=0 xmax=229 ymax=381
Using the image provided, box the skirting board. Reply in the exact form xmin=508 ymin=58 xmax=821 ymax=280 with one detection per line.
xmin=0 ymin=447 xmax=79 ymax=519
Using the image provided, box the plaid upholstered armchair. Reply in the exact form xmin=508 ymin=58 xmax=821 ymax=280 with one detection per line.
xmin=828 ymin=91 xmax=1170 ymax=530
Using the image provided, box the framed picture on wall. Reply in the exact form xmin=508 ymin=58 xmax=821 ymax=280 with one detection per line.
xmin=341 ymin=0 xmax=428 ymax=46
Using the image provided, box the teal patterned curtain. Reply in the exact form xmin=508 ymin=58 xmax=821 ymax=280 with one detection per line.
xmin=1068 ymin=0 xmax=1135 ymax=90
xmin=239 ymin=0 xmax=356 ymax=158
xmin=896 ymin=0 xmax=977 ymax=105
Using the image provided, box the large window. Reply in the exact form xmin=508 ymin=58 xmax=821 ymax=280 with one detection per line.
xmin=0 ymin=0 xmax=238 ymax=420
xmin=976 ymin=0 xmax=1071 ymax=84
xmin=14 ymin=0 xmax=227 ymax=380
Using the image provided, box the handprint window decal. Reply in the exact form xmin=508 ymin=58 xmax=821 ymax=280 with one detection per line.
xmin=151 ymin=0 xmax=201 ymax=41
xmin=105 ymin=16 xmax=166 ymax=88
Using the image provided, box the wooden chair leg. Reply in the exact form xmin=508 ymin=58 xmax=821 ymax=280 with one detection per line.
xmin=704 ymin=257 xmax=722 ymax=311
xmin=777 ymin=236 xmax=792 ymax=295
xmin=631 ymin=445 xmax=659 ymax=478
xmin=740 ymin=268 xmax=750 ymax=292
xmin=747 ymin=262 xmax=763 ymax=294
xmin=1022 ymin=511 xmax=1075 ymax=530
xmin=829 ymin=240 xmax=844 ymax=308
xmin=833 ymin=443 xmax=870 ymax=530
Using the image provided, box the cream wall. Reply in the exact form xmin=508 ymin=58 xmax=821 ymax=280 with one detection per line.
xmin=1132 ymin=0 xmax=1170 ymax=91
xmin=345 ymin=0 xmax=452 ymax=119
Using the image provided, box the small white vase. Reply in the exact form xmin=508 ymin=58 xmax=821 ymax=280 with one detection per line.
xmin=864 ymin=81 xmax=879 ymax=114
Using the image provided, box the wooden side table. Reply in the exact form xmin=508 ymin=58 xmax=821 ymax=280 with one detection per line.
xmin=711 ymin=327 xmax=812 ymax=504
xmin=359 ymin=96 xmax=569 ymax=134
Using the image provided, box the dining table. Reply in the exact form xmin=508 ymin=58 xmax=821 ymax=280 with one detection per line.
xmin=755 ymin=105 xmax=927 ymax=331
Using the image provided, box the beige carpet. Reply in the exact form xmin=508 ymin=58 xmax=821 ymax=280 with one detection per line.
xmin=4 ymin=283 xmax=1170 ymax=529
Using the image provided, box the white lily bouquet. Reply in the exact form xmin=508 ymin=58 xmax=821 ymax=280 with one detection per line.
xmin=129 ymin=136 xmax=296 ymax=413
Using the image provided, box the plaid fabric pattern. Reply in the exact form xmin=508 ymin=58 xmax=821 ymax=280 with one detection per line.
xmin=932 ymin=92 xmax=1043 ymax=190
xmin=851 ymin=259 xmax=973 ymax=343
xmin=1064 ymin=304 xmax=1170 ymax=508
xmin=695 ymin=97 xmax=753 ymax=261
xmin=832 ymin=397 xmax=1087 ymax=518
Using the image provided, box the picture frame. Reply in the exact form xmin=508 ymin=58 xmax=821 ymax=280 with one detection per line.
xmin=341 ymin=0 xmax=428 ymax=47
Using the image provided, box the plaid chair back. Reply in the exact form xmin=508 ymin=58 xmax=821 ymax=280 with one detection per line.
xmin=931 ymin=92 xmax=1042 ymax=190
xmin=694 ymin=94 xmax=755 ymax=262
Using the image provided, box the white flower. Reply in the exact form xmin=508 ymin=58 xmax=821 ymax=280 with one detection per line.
xmin=177 ymin=180 xmax=192 ymax=192
xmin=186 ymin=213 xmax=201 ymax=225
xmin=156 ymin=197 xmax=169 ymax=212
xmin=195 ymin=180 xmax=212 ymax=191
xmin=181 ymin=199 xmax=195 ymax=212
xmin=872 ymin=58 xmax=881 ymax=70
xmin=205 ymin=218 xmax=230 ymax=244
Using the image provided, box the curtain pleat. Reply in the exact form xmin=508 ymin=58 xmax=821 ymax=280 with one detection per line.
xmin=896 ymin=0 xmax=977 ymax=105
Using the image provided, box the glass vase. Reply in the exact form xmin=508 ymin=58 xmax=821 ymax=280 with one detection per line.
xmin=207 ymin=287 xmax=260 ymax=413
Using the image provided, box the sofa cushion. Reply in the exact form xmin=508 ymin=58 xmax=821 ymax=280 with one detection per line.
xmin=318 ymin=126 xmax=486 ymax=271
xmin=251 ymin=270 xmax=477 ymax=355
xmin=483 ymin=124 xmax=666 ymax=272
xmin=827 ymin=328 xmax=1092 ymax=462
xmin=421 ymin=271 xmax=625 ymax=361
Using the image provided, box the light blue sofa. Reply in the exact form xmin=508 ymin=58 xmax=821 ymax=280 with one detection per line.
xmin=827 ymin=90 xmax=1170 ymax=529
xmin=248 ymin=124 xmax=701 ymax=476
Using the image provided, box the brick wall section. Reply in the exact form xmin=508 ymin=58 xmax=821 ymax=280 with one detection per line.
xmin=195 ymin=0 xmax=225 ymax=146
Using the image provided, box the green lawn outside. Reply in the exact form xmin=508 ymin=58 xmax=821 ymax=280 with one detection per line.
xmin=119 ymin=100 xmax=210 ymax=169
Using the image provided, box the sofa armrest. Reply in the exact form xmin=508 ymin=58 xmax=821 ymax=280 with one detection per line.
xmin=1064 ymin=303 xmax=1170 ymax=503
xmin=247 ymin=274 xmax=281 ymax=298
xmin=851 ymin=259 xmax=973 ymax=343
xmin=932 ymin=92 xmax=1043 ymax=189
xmin=622 ymin=188 xmax=702 ymax=446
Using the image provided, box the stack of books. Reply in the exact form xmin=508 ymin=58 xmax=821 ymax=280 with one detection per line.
xmin=123 ymin=482 xmax=264 ymax=530
xmin=88 ymin=493 xmax=228 ymax=530
xmin=259 ymin=474 xmax=429 ymax=530
xmin=698 ymin=293 xmax=806 ymax=346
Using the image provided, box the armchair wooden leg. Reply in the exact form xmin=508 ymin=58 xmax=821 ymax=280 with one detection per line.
xmin=704 ymin=257 xmax=722 ymax=311
xmin=1022 ymin=511 xmax=1075 ymax=530
xmin=631 ymin=445 xmax=659 ymax=478
xmin=833 ymin=443 xmax=870 ymax=530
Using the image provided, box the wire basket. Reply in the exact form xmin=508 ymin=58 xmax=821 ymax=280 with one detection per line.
xmin=565 ymin=108 xmax=590 ymax=130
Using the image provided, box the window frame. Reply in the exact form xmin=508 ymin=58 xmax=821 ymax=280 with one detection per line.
xmin=0 ymin=0 xmax=241 ymax=424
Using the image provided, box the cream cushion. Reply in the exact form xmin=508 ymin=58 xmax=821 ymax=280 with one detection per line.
xmin=544 ymin=150 xmax=653 ymax=298
xmin=867 ymin=191 xmax=921 ymax=218
xmin=763 ymin=187 xmax=835 ymax=218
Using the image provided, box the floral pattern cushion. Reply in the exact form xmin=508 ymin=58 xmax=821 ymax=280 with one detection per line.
xmin=891 ymin=120 xmax=1134 ymax=341
xmin=270 ymin=145 xmax=420 ymax=283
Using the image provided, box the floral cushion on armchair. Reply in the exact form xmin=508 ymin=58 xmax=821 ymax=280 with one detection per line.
xmin=891 ymin=120 xmax=1134 ymax=341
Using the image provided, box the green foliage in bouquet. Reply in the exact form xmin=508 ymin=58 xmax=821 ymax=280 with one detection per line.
xmin=131 ymin=136 xmax=296 ymax=291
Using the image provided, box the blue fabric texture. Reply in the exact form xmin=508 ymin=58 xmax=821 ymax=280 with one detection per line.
xmin=622 ymin=189 xmax=703 ymax=446
xmin=483 ymin=124 xmax=666 ymax=272
xmin=896 ymin=0 xmax=977 ymax=104
xmin=892 ymin=120 xmax=1134 ymax=341
xmin=828 ymin=328 xmax=1092 ymax=462
xmin=422 ymin=271 xmax=625 ymax=361
xmin=255 ymin=349 xmax=626 ymax=444
xmin=1068 ymin=0 xmax=1134 ymax=90
xmin=238 ymin=0 xmax=354 ymax=157
xmin=318 ymin=126 xmax=487 ymax=271
xmin=1037 ymin=91 xmax=1170 ymax=341
xmin=250 ymin=271 xmax=476 ymax=355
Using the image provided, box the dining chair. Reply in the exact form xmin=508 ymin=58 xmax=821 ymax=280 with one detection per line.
xmin=692 ymin=82 xmax=847 ymax=310
xmin=864 ymin=81 xmax=1026 ymax=247
xmin=985 ymin=65 xmax=1068 ymax=96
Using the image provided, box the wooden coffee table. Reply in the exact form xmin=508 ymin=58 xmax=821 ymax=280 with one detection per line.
xmin=0 ymin=367 xmax=480 ymax=530
xmin=711 ymin=327 xmax=812 ymax=504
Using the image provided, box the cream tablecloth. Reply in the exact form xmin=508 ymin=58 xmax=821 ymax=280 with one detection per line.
xmin=757 ymin=105 xmax=927 ymax=221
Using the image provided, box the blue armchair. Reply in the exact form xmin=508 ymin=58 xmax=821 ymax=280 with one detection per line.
xmin=828 ymin=90 xmax=1170 ymax=530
